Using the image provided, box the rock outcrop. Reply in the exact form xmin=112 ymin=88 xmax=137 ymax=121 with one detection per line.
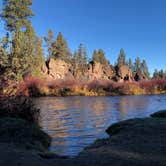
xmin=41 ymin=58 xmax=147 ymax=82
xmin=43 ymin=58 xmax=73 ymax=80
xmin=113 ymin=65 xmax=134 ymax=82
xmin=85 ymin=61 xmax=114 ymax=80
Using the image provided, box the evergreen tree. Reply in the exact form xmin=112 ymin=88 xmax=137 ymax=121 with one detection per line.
xmin=1 ymin=0 xmax=34 ymax=32
xmin=71 ymin=51 xmax=78 ymax=72
xmin=128 ymin=58 xmax=134 ymax=71
xmin=92 ymin=49 xmax=109 ymax=66
xmin=77 ymin=44 xmax=88 ymax=72
xmin=158 ymin=69 xmax=165 ymax=79
xmin=117 ymin=48 xmax=127 ymax=67
xmin=141 ymin=60 xmax=150 ymax=78
xmin=0 ymin=33 xmax=10 ymax=71
xmin=44 ymin=29 xmax=54 ymax=59
xmin=134 ymin=57 xmax=141 ymax=73
xmin=153 ymin=69 xmax=159 ymax=79
xmin=71 ymin=44 xmax=88 ymax=74
xmin=1 ymin=0 xmax=45 ymax=79
xmin=52 ymin=32 xmax=71 ymax=62
xmin=92 ymin=50 xmax=99 ymax=62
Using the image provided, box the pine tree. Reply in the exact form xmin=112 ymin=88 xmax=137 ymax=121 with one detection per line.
xmin=159 ymin=69 xmax=165 ymax=79
xmin=71 ymin=44 xmax=88 ymax=75
xmin=141 ymin=60 xmax=150 ymax=78
xmin=77 ymin=44 xmax=88 ymax=72
xmin=153 ymin=69 xmax=159 ymax=79
xmin=92 ymin=49 xmax=109 ymax=66
xmin=0 ymin=33 xmax=10 ymax=71
xmin=134 ymin=57 xmax=141 ymax=73
xmin=92 ymin=50 xmax=99 ymax=62
xmin=1 ymin=0 xmax=34 ymax=32
xmin=44 ymin=29 xmax=54 ymax=59
xmin=117 ymin=48 xmax=127 ymax=67
xmin=1 ymin=0 xmax=45 ymax=80
xmin=52 ymin=32 xmax=71 ymax=62
xmin=128 ymin=58 xmax=134 ymax=71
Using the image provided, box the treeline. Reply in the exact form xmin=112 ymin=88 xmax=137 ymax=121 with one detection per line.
xmin=0 ymin=0 xmax=165 ymax=82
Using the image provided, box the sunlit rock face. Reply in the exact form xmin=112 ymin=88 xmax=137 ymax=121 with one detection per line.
xmin=42 ymin=59 xmax=147 ymax=82
xmin=43 ymin=58 xmax=73 ymax=80
xmin=113 ymin=65 xmax=134 ymax=82
xmin=85 ymin=61 xmax=115 ymax=80
xmin=42 ymin=59 xmax=115 ymax=81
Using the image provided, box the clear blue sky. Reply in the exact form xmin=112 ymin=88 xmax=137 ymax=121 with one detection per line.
xmin=0 ymin=0 xmax=166 ymax=74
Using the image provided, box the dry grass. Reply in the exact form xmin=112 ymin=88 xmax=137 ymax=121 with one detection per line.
xmin=15 ymin=76 xmax=166 ymax=97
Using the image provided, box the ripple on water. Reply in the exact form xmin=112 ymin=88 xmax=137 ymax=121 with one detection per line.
xmin=34 ymin=95 xmax=166 ymax=156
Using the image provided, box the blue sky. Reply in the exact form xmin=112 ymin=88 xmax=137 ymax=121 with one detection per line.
xmin=0 ymin=0 xmax=166 ymax=74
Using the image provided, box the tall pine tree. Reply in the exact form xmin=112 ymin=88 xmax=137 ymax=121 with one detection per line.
xmin=117 ymin=48 xmax=127 ymax=67
xmin=51 ymin=32 xmax=71 ymax=62
xmin=1 ymin=0 xmax=45 ymax=79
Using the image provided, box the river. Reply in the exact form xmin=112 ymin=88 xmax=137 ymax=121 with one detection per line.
xmin=34 ymin=94 xmax=166 ymax=157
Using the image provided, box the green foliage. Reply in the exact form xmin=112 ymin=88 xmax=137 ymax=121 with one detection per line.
xmin=0 ymin=34 xmax=10 ymax=72
xmin=44 ymin=29 xmax=54 ymax=59
xmin=117 ymin=48 xmax=127 ymax=67
xmin=134 ymin=57 xmax=141 ymax=72
xmin=2 ymin=0 xmax=33 ymax=32
xmin=71 ymin=44 xmax=88 ymax=75
xmin=128 ymin=58 xmax=134 ymax=72
xmin=92 ymin=49 xmax=109 ymax=66
xmin=51 ymin=32 xmax=71 ymax=62
xmin=133 ymin=57 xmax=150 ymax=79
xmin=153 ymin=69 xmax=166 ymax=79
xmin=141 ymin=60 xmax=150 ymax=78
xmin=1 ymin=0 xmax=45 ymax=80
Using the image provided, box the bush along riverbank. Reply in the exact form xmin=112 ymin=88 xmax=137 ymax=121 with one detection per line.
xmin=15 ymin=77 xmax=166 ymax=97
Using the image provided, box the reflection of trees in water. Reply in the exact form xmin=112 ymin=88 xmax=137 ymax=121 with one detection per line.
xmin=116 ymin=96 xmax=149 ymax=119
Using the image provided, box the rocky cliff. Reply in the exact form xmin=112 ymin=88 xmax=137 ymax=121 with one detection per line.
xmin=41 ymin=58 xmax=147 ymax=82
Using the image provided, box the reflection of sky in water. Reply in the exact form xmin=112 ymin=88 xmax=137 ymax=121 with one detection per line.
xmin=33 ymin=94 xmax=166 ymax=157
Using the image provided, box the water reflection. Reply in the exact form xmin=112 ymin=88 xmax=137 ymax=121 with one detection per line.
xmin=34 ymin=95 xmax=166 ymax=156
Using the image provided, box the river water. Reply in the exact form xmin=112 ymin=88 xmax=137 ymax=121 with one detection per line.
xmin=34 ymin=95 xmax=166 ymax=157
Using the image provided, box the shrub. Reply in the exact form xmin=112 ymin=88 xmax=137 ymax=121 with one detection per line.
xmin=17 ymin=76 xmax=45 ymax=97
xmin=0 ymin=97 xmax=40 ymax=123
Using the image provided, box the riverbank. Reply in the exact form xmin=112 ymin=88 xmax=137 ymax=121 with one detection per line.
xmin=2 ymin=77 xmax=166 ymax=97
xmin=0 ymin=100 xmax=166 ymax=166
